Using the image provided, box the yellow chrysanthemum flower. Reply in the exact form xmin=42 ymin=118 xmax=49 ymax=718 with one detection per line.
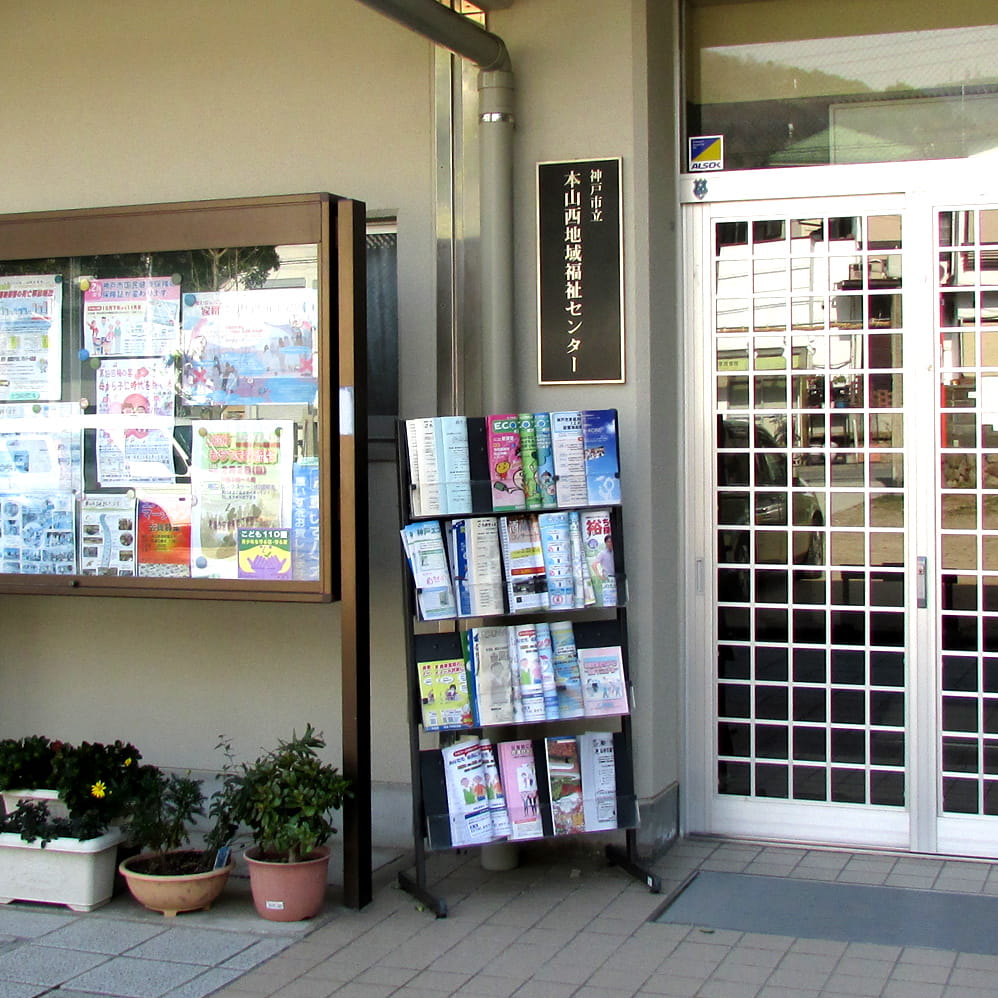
xmin=90 ymin=780 xmax=107 ymax=799
xmin=124 ymin=758 xmax=133 ymax=767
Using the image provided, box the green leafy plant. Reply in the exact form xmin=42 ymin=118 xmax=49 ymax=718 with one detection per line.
xmin=220 ymin=725 xmax=351 ymax=864
xmin=0 ymin=799 xmax=107 ymax=846
xmin=119 ymin=765 xmax=234 ymax=876
xmin=50 ymin=739 xmax=142 ymax=826
xmin=0 ymin=736 xmax=59 ymax=790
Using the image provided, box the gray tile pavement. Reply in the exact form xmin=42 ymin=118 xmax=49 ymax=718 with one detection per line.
xmin=3 ymin=839 xmax=998 ymax=997
xmin=0 ymin=874 xmax=306 ymax=998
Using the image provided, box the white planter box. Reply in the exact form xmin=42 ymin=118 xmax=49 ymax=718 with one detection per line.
xmin=0 ymin=828 xmax=124 ymax=912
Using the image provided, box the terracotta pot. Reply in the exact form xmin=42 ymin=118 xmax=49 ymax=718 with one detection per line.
xmin=244 ymin=845 xmax=330 ymax=921
xmin=119 ymin=851 xmax=233 ymax=917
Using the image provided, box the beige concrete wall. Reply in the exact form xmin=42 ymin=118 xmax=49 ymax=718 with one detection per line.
xmin=490 ymin=0 xmax=682 ymax=808
xmin=0 ymin=0 xmax=683 ymax=843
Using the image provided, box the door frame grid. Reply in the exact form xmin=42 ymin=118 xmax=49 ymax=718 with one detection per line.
xmin=680 ymin=173 xmax=977 ymax=854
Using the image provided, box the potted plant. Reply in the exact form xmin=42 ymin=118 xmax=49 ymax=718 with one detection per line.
xmin=0 ymin=737 xmax=142 ymax=912
xmin=222 ymin=725 xmax=351 ymax=921
xmin=117 ymin=765 xmax=235 ymax=917
xmin=0 ymin=798 xmax=124 ymax=912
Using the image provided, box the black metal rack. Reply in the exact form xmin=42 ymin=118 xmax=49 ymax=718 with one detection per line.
xmin=395 ymin=417 xmax=661 ymax=916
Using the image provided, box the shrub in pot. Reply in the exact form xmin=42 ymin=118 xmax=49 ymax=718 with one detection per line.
xmin=1 ymin=798 xmax=107 ymax=844
xmin=117 ymin=765 xmax=235 ymax=917
xmin=221 ymin=725 xmax=351 ymax=921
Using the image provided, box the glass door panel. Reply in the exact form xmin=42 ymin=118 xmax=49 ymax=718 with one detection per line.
xmin=714 ymin=205 xmax=908 ymax=836
xmin=937 ymin=207 xmax=998 ymax=832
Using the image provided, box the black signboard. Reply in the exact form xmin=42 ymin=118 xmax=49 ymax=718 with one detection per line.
xmin=537 ymin=157 xmax=624 ymax=384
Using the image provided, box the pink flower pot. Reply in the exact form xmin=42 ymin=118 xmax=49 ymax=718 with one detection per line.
xmin=244 ymin=845 xmax=331 ymax=921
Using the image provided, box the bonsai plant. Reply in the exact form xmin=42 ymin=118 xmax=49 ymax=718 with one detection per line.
xmin=222 ymin=725 xmax=351 ymax=921
xmin=117 ymin=764 xmax=236 ymax=916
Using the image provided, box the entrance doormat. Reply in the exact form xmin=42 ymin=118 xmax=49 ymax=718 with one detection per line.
xmin=653 ymin=871 xmax=998 ymax=955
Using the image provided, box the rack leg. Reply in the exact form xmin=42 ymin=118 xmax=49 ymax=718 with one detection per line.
xmin=605 ymin=833 xmax=662 ymax=894
xmin=397 ymin=870 xmax=448 ymax=918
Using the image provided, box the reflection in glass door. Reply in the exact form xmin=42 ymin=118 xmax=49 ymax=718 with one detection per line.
xmin=710 ymin=205 xmax=909 ymax=844
xmin=936 ymin=207 xmax=998 ymax=854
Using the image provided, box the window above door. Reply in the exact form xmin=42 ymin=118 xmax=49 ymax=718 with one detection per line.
xmin=684 ymin=0 xmax=998 ymax=171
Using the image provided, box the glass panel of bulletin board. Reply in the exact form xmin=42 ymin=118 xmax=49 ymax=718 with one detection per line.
xmin=0 ymin=193 xmax=364 ymax=602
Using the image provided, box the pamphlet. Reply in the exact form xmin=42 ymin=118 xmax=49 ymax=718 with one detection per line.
xmin=136 ymin=488 xmax=192 ymax=578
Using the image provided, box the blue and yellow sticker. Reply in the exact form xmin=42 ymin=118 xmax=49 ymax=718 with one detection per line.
xmin=689 ymin=135 xmax=724 ymax=172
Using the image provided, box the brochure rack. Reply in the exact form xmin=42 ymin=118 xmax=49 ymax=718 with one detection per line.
xmin=395 ymin=415 xmax=661 ymax=918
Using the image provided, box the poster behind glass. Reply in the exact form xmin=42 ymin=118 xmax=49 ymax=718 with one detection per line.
xmin=0 ymin=244 xmax=322 ymax=585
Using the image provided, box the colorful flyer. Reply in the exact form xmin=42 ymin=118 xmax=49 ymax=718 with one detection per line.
xmin=190 ymin=420 xmax=293 ymax=579
xmin=82 ymin=276 xmax=181 ymax=357
xmin=180 ymin=289 xmax=318 ymax=405
xmin=237 ymin=527 xmax=292 ymax=580
xmin=0 ymin=274 xmax=63 ymax=402
xmin=136 ymin=489 xmax=192 ymax=578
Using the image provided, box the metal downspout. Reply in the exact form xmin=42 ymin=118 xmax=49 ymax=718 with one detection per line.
xmin=356 ymin=0 xmax=516 ymax=414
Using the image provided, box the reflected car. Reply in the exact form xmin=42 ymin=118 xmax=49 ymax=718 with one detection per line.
xmin=717 ymin=416 xmax=825 ymax=570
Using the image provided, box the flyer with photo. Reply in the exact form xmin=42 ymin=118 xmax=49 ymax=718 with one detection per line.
xmin=180 ymin=289 xmax=318 ymax=405
xmin=79 ymin=494 xmax=137 ymax=576
xmin=0 ymin=492 xmax=76 ymax=575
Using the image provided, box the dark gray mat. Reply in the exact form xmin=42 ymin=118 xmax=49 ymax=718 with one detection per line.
xmin=654 ymin=871 xmax=998 ymax=955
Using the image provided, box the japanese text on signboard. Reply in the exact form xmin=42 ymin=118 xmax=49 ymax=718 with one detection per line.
xmin=537 ymin=158 xmax=623 ymax=385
